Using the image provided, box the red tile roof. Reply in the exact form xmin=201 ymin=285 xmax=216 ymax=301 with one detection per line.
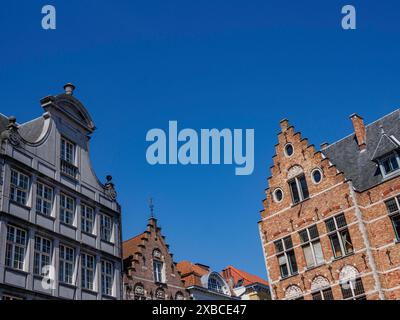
xmin=122 ymin=232 xmax=146 ymax=260
xmin=176 ymin=261 xmax=209 ymax=287
xmin=221 ymin=266 xmax=269 ymax=287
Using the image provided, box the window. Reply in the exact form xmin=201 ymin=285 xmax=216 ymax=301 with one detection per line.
xmin=34 ymin=236 xmax=52 ymax=276
xmin=325 ymin=213 xmax=354 ymax=258
xmin=10 ymin=170 xmax=29 ymax=206
xmin=36 ymin=182 xmax=53 ymax=216
xmin=299 ymin=225 xmax=324 ymax=268
xmin=133 ymin=284 xmax=145 ymax=300
xmin=380 ymin=152 xmax=400 ymax=176
xmin=385 ymin=197 xmax=400 ymax=241
xmin=59 ymin=245 xmax=74 ymax=284
xmin=273 ymin=188 xmax=284 ymax=203
xmin=175 ymin=292 xmax=184 ymax=300
xmin=284 ymin=144 xmax=294 ymax=157
xmin=60 ymin=194 xmax=75 ymax=225
xmin=311 ymin=169 xmax=322 ymax=184
xmin=101 ymin=260 xmax=113 ymax=296
xmin=81 ymin=253 xmax=95 ymax=291
xmin=153 ymin=260 xmax=164 ymax=283
xmin=288 ymin=174 xmax=309 ymax=205
xmin=100 ymin=214 xmax=112 ymax=242
xmin=208 ymin=275 xmax=224 ymax=293
xmin=155 ymin=288 xmax=165 ymax=300
xmin=312 ymin=288 xmax=334 ymax=300
xmin=274 ymin=236 xmax=298 ymax=278
xmin=61 ymin=138 xmax=77 ymax=178
xmin=61 ymin=138 xmax=75 ymax=164
xmin=341 ymin=278 xmax=366 ymax=300
xmin=81 ymin=204 xmax=95 ymax=234
xmin=5 ymin=225 xmax=27 ymax=270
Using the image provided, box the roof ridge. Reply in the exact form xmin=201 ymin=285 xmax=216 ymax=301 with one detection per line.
xmin=323 ymin=109 xmax=400 ymax=150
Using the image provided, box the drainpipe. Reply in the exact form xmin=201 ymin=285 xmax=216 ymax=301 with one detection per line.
xmin=348 ymin=181 xmax=384 ymax=300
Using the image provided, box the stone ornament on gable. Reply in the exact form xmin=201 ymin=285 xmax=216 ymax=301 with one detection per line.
xmin=287 ymin=165 xmax=304 ymax=179
xmin=104 ymin=175 xmax=117 ymax=201
xmin=2 ymin=116 xmax=22 ymax=147
xmin=311 ymin=275 xmax=330 ymax=291
xmin=284 ymin=285 xmax=303 ymax=300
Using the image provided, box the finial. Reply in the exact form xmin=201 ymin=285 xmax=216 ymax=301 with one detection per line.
xmin=64 ymin=83 xmax=75 ymax=95
xmin=149 ymin=197 xmax=155 ymax=218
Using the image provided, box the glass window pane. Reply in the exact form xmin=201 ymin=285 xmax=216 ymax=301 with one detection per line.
xmin=340 ymin=229 xmax=354 ymax=254
xmin=391 ymin=214 xmax=400 ymax=240
xmin=289 ymin=180 xmax=300 ymax=204
xmin=330 ymin=234 xmax=343 ymax=258
xmin=313 ymin=241 xmax=324 ymax=265
xmin=303 ymin=244 xmax=314 ymax=268
xmin=299 ymin=175 xmax=309 ymax=199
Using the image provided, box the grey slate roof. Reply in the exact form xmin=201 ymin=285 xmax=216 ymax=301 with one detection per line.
xmin=18 ymin=117 xmax=45 ymax=143
xmin=322 ymin=109 xmax=400 ymax=191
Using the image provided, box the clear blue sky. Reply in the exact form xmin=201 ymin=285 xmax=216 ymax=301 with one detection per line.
xmin=1 ymin=1 xmax=400 ymax=280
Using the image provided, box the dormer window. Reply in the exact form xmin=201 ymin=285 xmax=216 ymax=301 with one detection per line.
xmin=61 ymin=138 xmax=78 ymax=178
xmin=288 ymin=174 xmax=309 ymax=205
xmin=379 ymin=152 xmax=400 ymax=177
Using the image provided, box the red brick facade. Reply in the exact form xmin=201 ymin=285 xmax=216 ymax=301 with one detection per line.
xmin=259 ymin=113 xmax=400 ymax=300
xmin=123 ymin=217 xmax=189 ymax=300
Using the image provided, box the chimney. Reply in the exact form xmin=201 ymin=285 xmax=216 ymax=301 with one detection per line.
xmin=350 ymin=113 xmax=366 ymax=151
xmin=64 ymin=83 xmax=75 ymax=95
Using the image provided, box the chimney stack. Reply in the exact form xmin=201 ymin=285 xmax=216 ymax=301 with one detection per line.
xmin=350 ymin=113 xmax=366 ymax=151
xmin=280 ymin=119 xmax=289 ymax=132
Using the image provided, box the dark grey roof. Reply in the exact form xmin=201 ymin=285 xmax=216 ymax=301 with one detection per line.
xmin=322 ymin=109 xmax=400 ymax=191
xmin=18 ymin=117 xmax=45 ymax=143
xmin=0 ymin=113 xmax=9 ymax=133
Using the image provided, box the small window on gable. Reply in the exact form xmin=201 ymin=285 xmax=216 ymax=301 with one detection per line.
xmin=288 ymin=174 xmax=309 ymax=205
xmin=379 ymin=152 xmax=400 ymax=177
xmin=273 ymin=188 xmax=284 ymax=203
xmin=284 ymin=144 xmax=294 ymax=157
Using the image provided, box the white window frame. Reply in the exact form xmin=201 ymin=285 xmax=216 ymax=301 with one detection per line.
xmin=299 ymin=225 xmax=324 ymax=269
xmin=59 ymin=244 xmax=75 ymax=284
xmin=341 ymin=278 xmax=366 ymax=300
xmin=36 ymin=182 xmax=53 ymax=216
xmin=81 ymin=204 xmax=95 ymax=234
xmin=325 ymin=214 xmax=353 ymax=259
xmin=5 ymin=225 xmax=27 ymax=271
xmin=10 ymin=169 xmax=30 ymax=206
xmin=288 ymin=174 xmax=309 ymax=204
xmin=153 ymin=260 xmax=164 ymax=283
xmin=60 ymin=194 xmax=75 ymax=225
xmin=100 ymin=214 xmax=112 ymax=242
xmin=312 ymin=287 xmax=334 ymax=300
xmin=34 ymin=235 xmax=52 ymax=276
xmin=101 ymin=260 xmax=113 ymax=296
xmin=275 ymin=236 xmax=298 ymax=279
xmin=81 ymin=253 xmax=95 ymax=291
xmin=379 ymin=152 xmax=400 ymax=178
xmin=208 ymin=275 xmax=224 ymax=293
xmin=61 ymin=138 xmax=75 ymax=164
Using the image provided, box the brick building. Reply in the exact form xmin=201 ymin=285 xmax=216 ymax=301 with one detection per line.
xmin=123 ymin=214 xmax=189 ymax=300
xmin=258 ymin=110 xmax=400 ymax=300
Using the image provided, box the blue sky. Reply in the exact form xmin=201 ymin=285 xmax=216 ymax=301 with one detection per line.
xmin=1 ymin=0 xmax=400 ymax=280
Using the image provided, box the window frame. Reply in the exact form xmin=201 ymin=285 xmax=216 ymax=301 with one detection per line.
xmin=325 ymin=213 xmax=354 ymax=259
xmin=385 ymin=196 xmax=400 ymax=241
xmin=5 ymin=225 xmax=27 ymax=271
xmin=288 ymin=174 xmax=309 ymax=205
xmin=341 ymin=278 xmax=366 ymax=300
xmin=61 ymin=137 xmax=76 ymax=165
xmin=100 ymin=214 xmax=113 ymax=242
xmin=81 ymin=253 xmax=95 ymax=291
xmin=81 ymin=204 xmax=95 ymax=234
xmin=36 ymin=181 xmax=54 ymax=216
xmin=153 ymin=260 xmax=164 ymax=283
xmin=59 ymin=244 xmax=75 ymax=285
xmin=299 ymin=225 xmax=325 ymax=269
xmin=312 ymin=287 xmax=334 ymax=300
xmin=274 ymin=236 xmax=298 ymax=279
xmin=379 ymin=152 xmax=400 ymax=178
xmin=10 ymin=169 xmax=30 ymax=206
xmin=34 ymin=235 xmax=52 ymax=276
xmin=101 ymin=260 xmax=114 ymax=296
xmin=60 ymin=193 xmax=75 ymax=226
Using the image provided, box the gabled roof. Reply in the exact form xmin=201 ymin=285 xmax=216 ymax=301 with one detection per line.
xmin=371 ymin=133 xmax=400 ymax=160
xmin=322 ymin=109 xmax=400 ymax=191
xmin=222 ymin=265 xmax=269 ymax=287
xmin=176 ymin=261 xmax=209 ymax=287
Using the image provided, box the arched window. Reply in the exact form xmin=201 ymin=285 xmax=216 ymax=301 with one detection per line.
xmin=175 ymin=291 xmax=185 ymax=300
xmin=152 ymin=248 xmax=164 ymax=283
xmin=287 ymin=166 xmax=309 ymax=204
xmin=339 ymin=266 xmax=366 ymax=300
xmin=284 ymin=285 xmax=303 ymax=300
xmin=208 ymin=275 xmax=224 ymax=293
xmin=133 ymin=283 xmax=146 ymax=300
xmin=155 ymin=288 xmax=165 ymax=300
xmin=311 ymin=276 xmax=333 ymax=300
